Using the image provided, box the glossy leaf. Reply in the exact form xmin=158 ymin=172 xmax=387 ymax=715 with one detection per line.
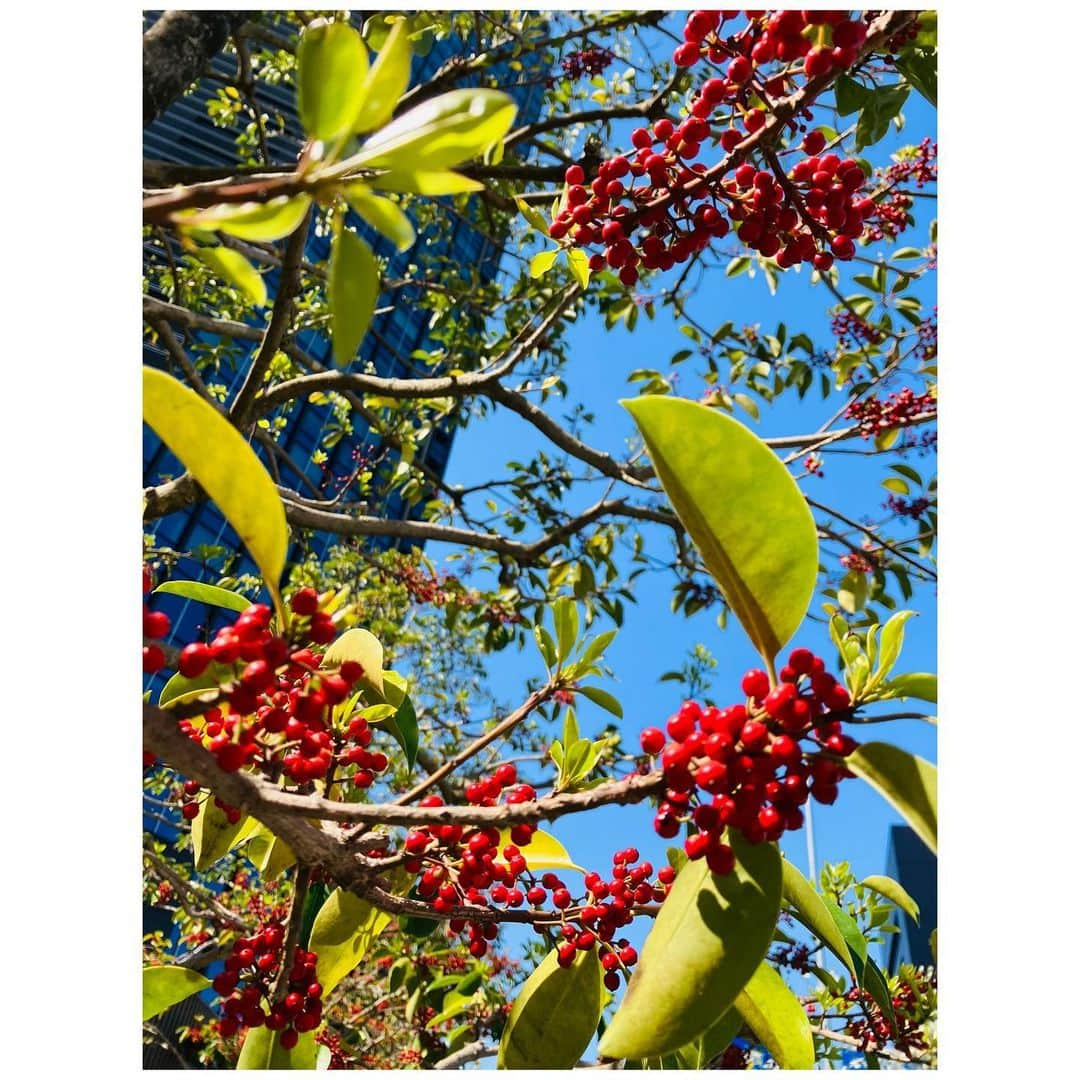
xmin=516 ymin=196 xmax=550 ymax=235
xmin=153 ymin=579 xmax=252 ymax=614
xmin=244 ymin=824 xmax=296 ymax=881
xmin=328 ymin=229 xmax=378 ymax=367
xmin=142 ymin=965 xmax=211 ymax=1021
xmin=370 ymin=168 xmax=484 ymax=195
xmin=190 ymin=245 xmax=267 ymax=306
xmin=322 ymin=627 xmax=384 ymax=695
xmin=886 ymin=672 xmax=937 ymax=704
xmin=598 ymin=832 xmax=782 ymax=1060
xmin=310 ymin=887 xmax=394 ymax=995
xmin=296 ymin=20 xmax=369 ymax=140
xmin=143 ymin=369 xmax=288 ymax=615
xmin=353 ymin=19 xmax=411 ymax=134
xmin=861 ymin=875 xmax=920 ymax=925
xmin=497 ymin=828 xmax=584 ymax=873
xmin=847 ymin=742 xmax=937 ymax=854
xmin=353 ymin=89 xmax=516 ymax=171
xmin=191 ymin=797 xmax=249 ymax=872
xmin=174 ymin=195 xmax=311 ymax=242
xmin=734 ymin=962 xmax=815 ymax=1069
xmin=566 ymin=247 xmax=591 ymax=288
xmin=384 ymin=691 xmax=419 ymax=771
xmin=780 ymin=859 xmax=855 ymax=977
xmin=529 ymin=248 xmax=559 ymax=279
xmin=682 ymin=1008 xmax=743 ymax=1069
xmin=237 ymin=1027 xmax=317 ymax=1069
xmin=623 ymin=397 xmax=817 ymax=666
xmin=874 ymin=610 xmax=916 ymax=682
xmin=498 ymin=947 xmax=603 ymax=1068
xmin=157 ymin=664 xmax=234 ymax=708
xmin=344 ymin=185 xmax=415 ymax=251
xmin=578 ymin=684 xmax=623 ymax=718
xmin=553 ymin=597 xmax=579 ymax=660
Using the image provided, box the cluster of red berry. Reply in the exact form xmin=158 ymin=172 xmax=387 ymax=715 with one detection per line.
xmin=558 ymin=46 xmax=615 ymax=81
xmin=639 ymin=650 xmax=858 ymax=871
xmin=840 ymin=550 xmax=879 ymax=576
xmin=143 ymin=565 xmax=173 ymax=673
xmin=213 ymin=924 xmax=323 ymax=1046
xmin=844 ymin=388 xmax=936 ymax=437
xmin=553 ymin=847 xmax=673 ymax=991
xmin=864 ymin=138 xmax=937 ymax=242
xmin=831 ymin=310 xmax=885 ymax=351
xmin=884 ymin=494 xmax=932 ymax=521
xmin=845 ymin=971 xmax=934 ymax=1056
xmin=548 ymin=10 xmax=895 ymax=285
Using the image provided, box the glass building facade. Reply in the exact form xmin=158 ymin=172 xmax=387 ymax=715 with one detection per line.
xmin=143 ymin=17 xmax=544 ymax=647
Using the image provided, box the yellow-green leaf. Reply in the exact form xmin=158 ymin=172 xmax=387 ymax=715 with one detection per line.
xmin=143 ymin=965 xmax=211 ymax=1022
xmin=237 ymin=1027 xmax=317 ymax=1069
xmin=174 ymin=195 xmax=311 ymax=242
xmin=496 ymin=828 xmax=584 ymax=874
xmin=886 ymin=672 xmax=937 ymax=704
xmin=154 ymin=580 xmax=252 ymax=614
xmin=322 ymin=627 xmax=384 ymax=694
xmin=370 ymin=168 xmax=484 ymax=195
xmin=516 ymin=197 xmax=550 ymax=235
xmin=190 ymin=245 xmax=267 ymax=306
xmin=157 ymin=663 xmax=234 ymax=708
xmin=781 ymin=858 xmax=856 ymax=978
xmin=566 ymin=247 xmax=592 ymax=288
xmin=352 ymin=88 xmax=516 ymax=172
xmin=498 ymin=947 xmax=603 ymax=1068
xmin=529 ymin=248 xmax=559 ymax=279
xmin=847 ymin=742 xmax=937 ymax=855
xmin=734 ymin=962 xmax=814 ymax=1069
xmin=297 ymin=20 xmax=369 ymax=140
xmin=190 ymin=796 xmax=249 ymax=872
xmin=353 ymin=19 xmax=411 ymax=134
xmin=680 ymin=1008 xmax=743 ymax=1069
xmin=244 ymin=823 xmax=296 ymax=881
xmin=310 ymin=887 xmax=394 ymax=995
xmin=861 ymin=874 xmax=920 ymax=924
xmin=343 ymin=185 xmax=415 ymax=251
xmin=328 ymin=229 xmax=378 ymax=367
xmin=598 ymin=832 xmax=782 ymax=1060
xmin=143 ymin=369 xmax=288 ymax=616
xmin=623 ymin=397 xmax=818 ymax=667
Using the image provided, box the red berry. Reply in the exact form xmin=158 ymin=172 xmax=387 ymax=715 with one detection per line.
xmin=178 ymin=642 xmax=212 ymax=678
xmin=565 ymin=164 xmax=585 ymax=186
xmin=741 ymin=669 xmax=770 ymax=699
xmin=640 ymin=727 xmax=666 ymax=755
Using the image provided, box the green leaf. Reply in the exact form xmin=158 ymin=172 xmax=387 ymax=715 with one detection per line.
xmin=498 ymin=947 xmax=603 ymax=1068
xmin=855 ymin=85 xmax=910 ymax=151
xmin=847 ymin=742 xmax=937 ymax=854
xmin=322 ymin=627 xmax=384 ymax=695
xmin=329 ymin=229 xmax=378 ymax=367
xmin=533 ymin=624 xmax=557 ymax=669
xmin=310 ymin=887 xmax=394 ymax=995
xmin=780 ymin=859 xmax=855 ymax=977
xmin=296 ymin=20 xmax=369 ymax=140
xmin=174 ymin=195 xmax=311 ymax=242
xmin=143 ymin=368 xmax=288 ymax=618
xmin=237 ymin=1027 xmax=318 ymax=1069
xmin=190 ymin=245 xmax=267 ymax=306
xmin=894 ymin=51 xmax=937 ymax=107
xmin=734 ymin=962 xmax=814 ymax=1069
xmin=623 ymin=397 xmax=817 ymax=666
xmin=552 ymin=597 xmax=579 ymax=661
xmin=562 ymin=709 xmax=580 ymax=749
xmin=598 ymin=832 xmax=782 ymax=1060
xmin=244 ymin=823 xmax=296 ymax=881
xmin=882 ymin=476 xmax=909 ymax=495
xmin=370 ymin=168 xmax=484 ymax=195
xmin=353 ymin=20 xmax=411 ymax=134
xmin=822 ymin=898 xmax=868 ymax=970
xmin=153 ymin=579 xmax=252 ymax=614
xmin=860 ymin=875 xmax=920 ymax=925
xmin=862 ymin=954 xmax=897 ymax=1032
xmin=834 ymin=75 xmax=871 ymax=116
xmin=576 ymin=629 xmax=618 ymax=670
xmin=343 ymin=185 xmax=415 ymax=251
xmin=384 ymin=692 xmax=419 ymax=771
xmin=157 ymin=662 xmax=235 ymax=708
xmin=515 ymin=197 xmax=550 ymax=235
xmin=566 ymin=247 xmax=591 ymax=288
xmin=352 ymin=88 xmax=517 ymax=172
xmin=497 ymin=828 xmax=584 ymax=874
xmin=837 ymin=570 xmax=867 ymax=614
xmin=578 ymin=684 xmax=623 ymax=719
xmin=142 ymin=965 xmax=211 ymax=1022
xmin=529 ymin=248 xmax=560 ymax=279
xmin=190 ymin=796 xmax=249 ymax=872
xmin=683 ymin=1008 xmax=743 ymax=1068
xmin=875 ymin=610 xmax=916 ymax=682
xmin=886 ymin=672 xmax=937 ymax=704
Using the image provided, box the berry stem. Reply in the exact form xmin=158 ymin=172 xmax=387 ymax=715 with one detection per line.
xmin=269 ymin=863 xmax=313 ymax=1004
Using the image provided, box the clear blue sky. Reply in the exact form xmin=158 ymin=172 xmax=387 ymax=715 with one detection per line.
xmin=420 ymin=53 xmax=937 ymax=985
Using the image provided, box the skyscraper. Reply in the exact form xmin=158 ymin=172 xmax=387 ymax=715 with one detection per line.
xmin=143 ymin=15 xmax=544 ymax=646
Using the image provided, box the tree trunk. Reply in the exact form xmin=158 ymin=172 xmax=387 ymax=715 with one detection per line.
xmin=143 ymin=10 xmax=238 ymax=127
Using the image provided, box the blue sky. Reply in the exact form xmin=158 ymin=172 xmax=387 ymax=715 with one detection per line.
xmin=419 ymin=65 xmax=937 ymax=980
